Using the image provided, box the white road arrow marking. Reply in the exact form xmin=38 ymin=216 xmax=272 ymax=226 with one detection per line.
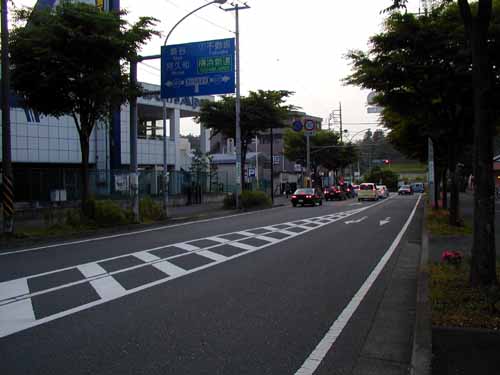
xmin=349 ymin=203 xmax=363 ymax=206
xmin=379 ymin=217 xmax=391 ymax=226
xmin=345 ymin=216 xmax=368 ymax=225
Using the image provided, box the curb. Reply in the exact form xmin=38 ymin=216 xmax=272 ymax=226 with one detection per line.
xmin=411 ymin=203 xmax=432 ymax=375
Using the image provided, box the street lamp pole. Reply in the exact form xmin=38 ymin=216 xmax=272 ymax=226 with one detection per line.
xmin=160 ymin=0 xmax=227 ymax=216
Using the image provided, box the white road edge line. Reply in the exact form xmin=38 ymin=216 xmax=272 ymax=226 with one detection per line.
xmin=294 ymin=194 xmax=421 ymax=375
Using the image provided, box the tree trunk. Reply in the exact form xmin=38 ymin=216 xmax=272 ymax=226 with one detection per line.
xmin=434 ymin=164 xmax=441 ymax=210
xmin=79 ymin=135 xmax=91 ymax=214
xmin=442 ymin=168 xmax=448 ymax=210
xmin=470 ymin=20 xmax=497 ymax=287
xmin=449 ymin=145 xmax=461 ymax=226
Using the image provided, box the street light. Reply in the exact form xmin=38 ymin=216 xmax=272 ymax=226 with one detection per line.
xmin=159 ymin=0 xmax=228 ymax=216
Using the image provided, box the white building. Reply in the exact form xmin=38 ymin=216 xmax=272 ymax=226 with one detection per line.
xmin=0 ymin=83 xmax=213 ymax=201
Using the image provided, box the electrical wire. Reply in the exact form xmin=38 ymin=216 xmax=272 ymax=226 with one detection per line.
xmin=162 ymin=0 xmax=234 ymax=34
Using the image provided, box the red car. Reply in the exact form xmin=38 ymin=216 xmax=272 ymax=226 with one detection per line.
xmin=324 ymin=186 xmax=347 ymax=201
xmin=291 ymin=188 xmax=323 ymax=207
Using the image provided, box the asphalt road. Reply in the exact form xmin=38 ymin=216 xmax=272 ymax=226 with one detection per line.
xmin=0 ymin=194 xmax=422 ymax=375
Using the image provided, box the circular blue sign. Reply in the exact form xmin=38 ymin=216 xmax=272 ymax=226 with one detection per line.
xmin=304 ymin=120 xmax=315 ymax=131
xmin=292 ymin=120 xmax=303 ymax=132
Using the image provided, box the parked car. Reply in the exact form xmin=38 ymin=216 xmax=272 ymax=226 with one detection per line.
xmin=377 ymin=185 xmax=389 ymax=199
xmin=358 ymin=183 xmax=379 ymax=201
xmin=411 ymin=182 xmax=425 ymax=193
xmin=324 ymin=186 xmax=347 ymax=201
xmin=291 ymin=188 xmax=323 ymax=207
xmin=398 ymin=185 xmax=413 ymax=195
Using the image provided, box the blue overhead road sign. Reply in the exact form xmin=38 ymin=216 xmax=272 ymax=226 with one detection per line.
xmin=161 ymin=38 xmax=235 ymax=99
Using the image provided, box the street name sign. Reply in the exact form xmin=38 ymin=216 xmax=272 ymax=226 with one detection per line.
xmin=161 ymin=38 xmax=235 ymax=98
xmin=292 ymin=120 xmax=303 ymax=132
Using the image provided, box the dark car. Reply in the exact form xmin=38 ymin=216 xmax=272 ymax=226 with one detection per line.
xmin=291 ymin=188 xmax=323 ymax=207
xmin=324 ymin=186 xmax=347 ymax=201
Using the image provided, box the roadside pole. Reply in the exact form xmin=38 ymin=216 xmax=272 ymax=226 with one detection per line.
xmin=224 ymin=3 xmax=249 ymax=208
xmin=162 ymin=100 xmax=168 ymax=217
xmin=129 ymin=59 xmax=140 ymax=222
xmin=306 ymin=134 xmax=310 ymax=187
xmin=270 ymin=126 xmax=274 ymax=203
xmin=1 ymin=0 xmax=14 ymax=234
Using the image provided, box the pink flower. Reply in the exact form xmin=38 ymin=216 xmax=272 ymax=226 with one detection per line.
xmin=441 ymin=250 xmax=463 ymax=265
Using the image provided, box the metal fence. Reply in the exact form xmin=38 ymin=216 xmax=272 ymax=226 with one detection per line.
xmin=6 ymin=167 xmax=242 ymax=203
xmin=1 ymin=166 xmax=286 ymax=205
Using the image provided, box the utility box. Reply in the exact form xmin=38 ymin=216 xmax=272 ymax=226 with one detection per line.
xmin=50 ymin=189 xmax=67 ymax=202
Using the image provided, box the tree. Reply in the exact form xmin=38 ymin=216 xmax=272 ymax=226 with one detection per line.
xmin=9 ymin=2 xmax=158 ymax=212
xmin=197 ymin=90 xmax=295 ymax=190
xmin=283 ymin=129 xmax=358 ymax=184
xmin=387 ymin=0 xmax=499 ymax=287
xmin=364 ymin=166 xmax=399 ymax=191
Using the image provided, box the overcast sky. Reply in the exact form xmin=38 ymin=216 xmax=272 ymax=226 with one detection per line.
xmin=18 ymin=0 xmax=421 ymax=138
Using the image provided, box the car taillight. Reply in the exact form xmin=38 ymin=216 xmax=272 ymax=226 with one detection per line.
xmin=347 ymin=188 xmax=351 ymax=192
xmin=306 ymin=195 xmax=312 ymax=198
xmin=324 ymin=190 xmax=327 ymax=193
xmin=291 ymin=195 xmax=297 ymax=199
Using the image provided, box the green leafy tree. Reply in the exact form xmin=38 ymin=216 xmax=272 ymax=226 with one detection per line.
xmin=388 ymin=0 xmax=499 ymax=286
xmin=364 ymin=166 xmax=399 ymax=191
xmin=198 ymin=90 xmax=295 ymax=189
xmin=284 ymin=129 xmax=358 ymax=184
xmin=9 ymin=2 xmax=158 ymax=212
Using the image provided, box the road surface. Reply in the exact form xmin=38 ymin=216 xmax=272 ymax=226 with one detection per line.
xmin=0 ymin=194 xmax=422 ymax=375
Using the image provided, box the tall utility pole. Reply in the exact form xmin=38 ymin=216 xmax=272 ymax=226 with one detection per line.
xmin=1 ymin=0 xmax=14 ymax=233
xmin=224 ymin=2 xmax=249 ymax=208
xmin=270 ymin=126 xmax=274 ymax=203
xmin=129 ymin=59 xmax=139 ymax=222
xmin=328 ymin=102 xmax=343 ymax=141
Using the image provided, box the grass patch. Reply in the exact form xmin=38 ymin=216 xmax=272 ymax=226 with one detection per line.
xmin=426 ymin=208 xmax=473 ymax=236
xmin=430 ymin=262 xmax=500 ymax=329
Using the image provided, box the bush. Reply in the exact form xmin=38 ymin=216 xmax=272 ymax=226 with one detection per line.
xmin=65 ymin=209 xmax=84 ymax=228
xmin=240 ymin=191 xmax=272 ymax=209
xmin=223 ymin=193 xmax=236 ymax=209
xmin=140 ymin=196 xmax=164 ymax=221
xmin=85 ymin=199 xmax=130 ymax=226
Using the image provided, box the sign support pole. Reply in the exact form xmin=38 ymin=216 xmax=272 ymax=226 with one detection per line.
xmin=1 ymin=0 xmax=14 ymax=233
xmin=306 ymin=134 xmax=311 ymax=188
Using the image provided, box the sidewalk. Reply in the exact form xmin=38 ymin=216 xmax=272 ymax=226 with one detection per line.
xmin=428 ymin=192 xmax=500 ymax=375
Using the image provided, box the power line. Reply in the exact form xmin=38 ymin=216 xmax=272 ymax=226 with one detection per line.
xmin=139 ymin=61 xmax=160 ymax=72
xmin=162 ymin=0 xmax=234 ymax=34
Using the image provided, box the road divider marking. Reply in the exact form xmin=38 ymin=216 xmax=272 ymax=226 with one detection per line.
xmin=0 ymin=196 xmax=398 ymax=338
xmin=379 ymin=217 xmax=391 ymax=226
xmin=344 ymin=216 xmax=368 ymax=225
xmin=294 ymin=195 xmax=421 ymax=375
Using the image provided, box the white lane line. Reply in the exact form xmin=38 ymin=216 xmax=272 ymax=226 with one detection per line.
xmin=133 ymin=251 xmax=161 ymax=263
xmin=228 ymin=242 xmax=256 ymax=251
xmin=294 ymin=195 xmax=421 ymax=375
xmin=0 ymin=299 xmax=36 ymax=337
xmin=197 ymin=250 xmax=227 ymax=262
xmin=90 ymin=276 xmax=127 ymax=300
xmin=153 ymin=261 xmax=186 ymax=277
xmin=255 ymin=235 xmax=280 ymax=244
xmin=206 ymin=236 xmax=230 ymax=244
xmin=0 ymin=278 xmax=29 ymax=302
xmin=77 ymin=263 xmax=107 ymax=279
xmin=235 ymin=231 xmax=256 ymax=237
xmin=175 ymin=243 xmax=200 ymax=252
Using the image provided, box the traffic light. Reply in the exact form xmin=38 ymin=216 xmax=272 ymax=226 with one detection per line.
xmin=384 ymin=159 xmax=391 ymax=164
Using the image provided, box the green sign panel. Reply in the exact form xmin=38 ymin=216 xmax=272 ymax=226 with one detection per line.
xmin=197 ymin=56 xmax=232 ymax=74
